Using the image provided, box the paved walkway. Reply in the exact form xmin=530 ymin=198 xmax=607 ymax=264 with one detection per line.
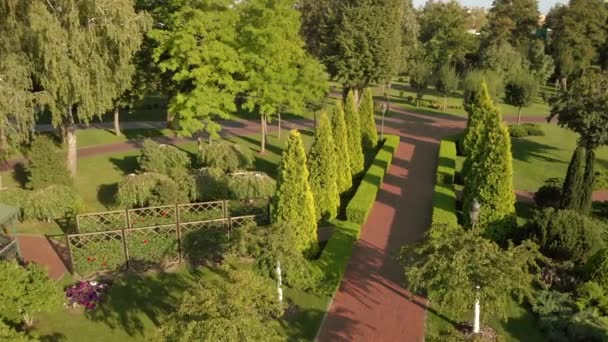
xmin=17 ymin=235 xmax=67 ymax=280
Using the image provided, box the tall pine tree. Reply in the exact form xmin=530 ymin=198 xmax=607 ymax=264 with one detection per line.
xmin=344 ymin=90 xmax=364 ymax=176
xmin=331 ymin=101 xmax=352 ymax=194
xmin=308 ymin=112 xmax=340 ymax=220
xmin=462 ymin=86 xmax=516 ymax=242
xmin=273 ymin=130 xmax=318 ymax=257
xmin=359 ymin=88 xmax=378 ymax=150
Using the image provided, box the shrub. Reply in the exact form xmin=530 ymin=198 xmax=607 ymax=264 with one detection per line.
xmin=529 ymin=208 xmax=605 ymax=263
xmin=436 ymin=138 xmax=456 ymax=185
xmin=138 ymin=139 xmax=191 ymax=176
xmin=406 ymin=95 xmax=414 ymax=103
xmin=509 ymin=124 xmax=529 ymax=137
xmin=27 ymin=135 xmax=71 ymax=189
xmin=115 ymin=173 xmax=189 ymax=208
xmin=226 ymin=172 xmax=276 ymax=200
xmin=346 ymin=135 xmax=399 ymax=224
xmin=535 ymin=178 xmax=563 ymax=208
xmin=65 ymin=281 xmax=110 ymax=310
xmin=429 ymin=186 xmax=458 ymax=239
xmin=23 ymin=186 xmax=85 ymax=221
xmin=593 ymin=170 xmax=608 ymax=190
xmin=199 ymin=140 xmax=254 ymax=172
xmin=523 ymin=123 xmax=545 ymax=136
xmin=585 ymin=249 xmax=608 ymax=288
xmin=194 ymin=168 xmax=228 ymax=200
xmin=0 ymin=321 xmax=39 ymax=342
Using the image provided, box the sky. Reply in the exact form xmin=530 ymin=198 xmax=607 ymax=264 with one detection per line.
xmin=412 ymin=0 xmax=566 ymax=14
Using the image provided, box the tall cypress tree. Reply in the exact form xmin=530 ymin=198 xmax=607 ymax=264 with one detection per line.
xmin=561 ymin=146 xmax=586 ymax=210
xmin=359 ymin=88 xmax=378 ymax=150
xmin=331 ymin=101 xmax=352 ymax=194
xmin=580 ymin=149 xmax=596 ymax=214
xmin=272 ymin=130 xmax=318 ymax=258
xmin=308 ymin=113 xmax=340 ymax=220
xmin=462 ymin=88 xmax=515 ymax=242
xmin=344 ymin=90 xmax=364 ymax=176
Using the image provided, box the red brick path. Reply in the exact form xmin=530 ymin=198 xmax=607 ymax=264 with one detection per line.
xmin=17 ymin=235 xmax=67 ymax=280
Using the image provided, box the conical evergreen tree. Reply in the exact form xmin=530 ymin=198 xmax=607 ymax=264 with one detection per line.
xmin=580 ymin=149 xmax=595 ymax=215
xmin=561 ymin=146 xmax=586 ymax=211
xmin=462 ymin=89 xmax=516 ymax=242
xmin=331 ymin=101 xmax=353 ymax=194
xmin=308 ymin=112 xmax=340 ymax=220
xmin=359 ymin=88 xmax=378 ymax=150
xmin=344 ymin=90 xmax=364 ymax=176
xmin=272 ymin=130 xmax=318 ymax=258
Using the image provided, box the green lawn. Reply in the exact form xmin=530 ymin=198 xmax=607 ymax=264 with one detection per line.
xmin=426 ymin=296 xmax=545 ymax=341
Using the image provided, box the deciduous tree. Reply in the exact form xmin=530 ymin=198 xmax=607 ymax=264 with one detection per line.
xmin=409 ymin=60 xmax=431 ymax=106
xmin=436 ymin=64 xmax=459 ymax=110
xmin=504 ymin=71 xmax=538 ymax=124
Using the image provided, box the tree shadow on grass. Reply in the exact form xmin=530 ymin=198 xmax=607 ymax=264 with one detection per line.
xmin=85 ymin=271 xmax=193 ymax=337
xmin=97 ymin=183 xmax=118 ymax=209
xmin=109 ymin=156 xmax=139 ymax=175
xmin=511 ymin=138 xmax=564 ymax=164
xmin=12 ymin=162 xmax=29 ymax=189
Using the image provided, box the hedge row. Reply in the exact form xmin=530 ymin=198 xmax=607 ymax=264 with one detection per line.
xmin=345 ymin=135 xmax=400 ymax=224
xmin=430 ymin=136 xmax=459 ymax=238
xmin=317 ymin=135 xmax=400 ymax=295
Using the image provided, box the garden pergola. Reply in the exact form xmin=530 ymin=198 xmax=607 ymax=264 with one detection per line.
xmin=0 ymin=203 xmax=21 ymax=260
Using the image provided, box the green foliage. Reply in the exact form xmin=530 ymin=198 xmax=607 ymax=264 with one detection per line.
xmin=359 ymin=88 xmax=378 ymax=150
xmin=529 ymin=208 xmax=605 ymax=263
xmin=0 ymin=260 xmax=61 ymax=326
xmin=535 ymin=178 xmax=563 ymax=209
xmin=330 ymin=102 xmax=352 ymax=194
xmin=0 ymin=321 xmax=39 ymax=342
xmin=527 ymin=40 xmax=555 ymax=86
xmin=462 ymin=85 xmax=516 ymax=241
xmin=509 ymin=124 xmax=528 ymax=138
xmin=194 ymin=168 xmax=229 ymax=201
xmin=27 ymin=135 xmax=71 ymax=189
xmin=409 ymin=60 xmax=431 ymax=102
xmin=504 ymin=70 xmax=539 ymax=117
xmin=586 ymin=249 xmax=608 ymax=289
xmin=436 ymin=138 xmax=456 ymax=185
xmin=483 ymin=0 xmax=539 ymax=47
xmin=226 ymin=172 xmax=276 ymax=200
xmin=181 ymin=222 xmax=234 ymax=266
xmin=150 ymin=0 xmax=242 ymax=140
xmin=138 ymin=139 xmax=191 ymax=176
xmin=307 ymin=112 xmax=340 ymax=220
xmin=71 ymin=238 xmax=125 ymax=276
xmin=199 ymin=140 xmax=254 ymax=173
xmin=272 ymin=130 xmax=318 ymax=257
xmin=344 ymin=91 xmax=364 ymax=176
xmin=126 ymin=228 xmax=178 ymax=268
xmin=22 ymin=185 xmax=85 ymax=221
xmin=462 ymin=69 xmax=504 ymax=108
xmin=346 ymin=135 xmax=399 ymax=224
xmin=561 ymin=146 xmax=586 ymax=211
xmin=461 ymin=82 xmax=498 ymax=157
xmin=430 ymin=187 xmax=458 ymax=239
xmin=509 ymin=123 xmax=546 ymax=137
xmin=115 ymin=173 xmax=190 ymax=208
xmin=576 ymin=281 xmax=608 ymax=315
xmin=157 ymin=265 xmax=284 ymax=341
xmin=401 ymin=230 xmax=544 ymax=322
xmin=435 ymin=64 xmax=459 ymax=105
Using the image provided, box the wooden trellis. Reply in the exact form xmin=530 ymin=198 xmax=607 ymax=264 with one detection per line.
xmin=128 ymin=205 xmax=177 ymax=229
xmin=125 ymin=225 xmax=180 ymax=269
xmin=178 ymin=201 xmax=225 ymax=223
xmin=76 ymin=210 xmax=127 ymax=233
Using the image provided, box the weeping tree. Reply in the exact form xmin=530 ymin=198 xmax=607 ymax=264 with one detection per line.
xmin=26 ymin=0 xmax=149 ymax=176
xmin=330 ymin=101 xmax=352 ymax=194
xmin=550 ymin=70 xmax=608 ymax=215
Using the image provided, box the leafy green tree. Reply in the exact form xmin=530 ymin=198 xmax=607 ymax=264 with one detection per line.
xmin=0 ymin=261 xmax=60 ymax=326
xmin=344 ymin=91 xmax=364 ymax=176
xmin=462 ymin=84 xmax=516 ymax=241
xmin=272 ymin=130 xmax=318 ymax=257
xmin=504 ymin=71 xmax=539 ymax=124
xmin=199 ymin=140 xmax=255 ymax=173
xmin=399 ymin=0 xmax=420 ymax=73
xmin=418 ymin=0 xmax=478 ymax=69
xmin=550 ymin=70 xmax=608 ymax=214
xmin=462 ymin=69 xmax=504 ymax=108
xmin=409 ymin=60 xmax=431 ymax=106
xmin=157 ymin=265 xmax=284 ymax=341
xmin=237 ymin=0 xmax=327 ymax=153
xmin=150 ymin=0 xmax=244 ymax=149
xmin=359 ymin=88 xmax=378 ymax=150
xmin=435 ymin=64 xmax=459 ymax=110
xmin=0 ymin=321 xmax=39 ymax=342
xmin=27 ymin=136 xmax=72 ymax=190
xmin=527 ymin=40 xmax=555 ymax=87
xmin=330 ymin=101 xmax=352 ymax=194
xmin=307 ymin=112 xmax=339 ymax=220
xmin=482 ymin=0 xmax=539 ymax=48
xmin=26 ymin=0 xmax=149 ymax=176
xmin=322 ymin=0 xmax=404 ymax=98
xmin=401 ymin=229 xmax=544 ymax=325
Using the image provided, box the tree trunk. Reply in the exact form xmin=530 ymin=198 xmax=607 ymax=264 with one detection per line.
xmin=561 ymin=146 xmax=585 ymax=210
xmin=517 ymin=107 xmax=522 ymax=125
xmin=65 ymin=109 xmax=77 ymax=177
xmin=278 ymin=112 xmax=282 ymax=140
xmin=443 ymin=95 xmax=447 ymax=111
xmin=113 ymin=106 xmax=122 ymax=136
xmin=561 ymin=76 xmax=568 ymax=91
xmin=260 ymin=114 xmax=266 ymax=153
xmin=580 ymin=148 xmax=596 ymax=215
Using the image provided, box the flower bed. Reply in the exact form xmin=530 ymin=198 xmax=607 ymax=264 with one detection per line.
xmin=65 ymin=280 xmax=110 ymax=310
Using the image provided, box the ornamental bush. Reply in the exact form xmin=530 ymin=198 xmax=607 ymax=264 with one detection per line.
xmin=194 ymin=167 xmax=229 ymax=200
xmin=199 ymin=140 xmax=254 ymax=172
xmin=115 ymin=173 xmax=190 ymax=208
xmin=344 ymin=91 xmax=364 ymax=177
xmin=138 ymin=139 xmax=191 ymax=177
xmin=535 ymin=178 xmax=563 ymax=209
xmin=436 ymin=138 xmax=457 ymax=185
xmin=0 ymin=321 xmax=39 ymax=342
xmin=226 ymin=172 xmax=276 ymax=200
xmin=272 ymin=130 xmax=318 ymax=258
xmin=27 ymin=135 xmax=72 ymax=189
xmin=330 ymin=101 xmax=352 ymax=194
xmin=359 ymin=88 xmax=378 ymax=150
xmin=307 ymin=112 xmax=340 ymax=220
xmin=529 ymin=208 xmax=605 ymax=263
xmin=586 ymin=249 xmax=608 ymax=289
xmin=23 ymin=185 xmax=85 ymax=221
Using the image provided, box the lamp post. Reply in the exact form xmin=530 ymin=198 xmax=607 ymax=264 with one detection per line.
xmin=469 ymin=198 xmax=481 ymax=230
xmin=276 ymin=260 xmax=283 ymax=303
xmin=473 ymin=285 xmax=481 ymax=334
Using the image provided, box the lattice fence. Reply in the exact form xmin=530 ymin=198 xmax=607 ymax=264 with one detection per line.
xmin=68 ymin=230 xmax=125 ymax=276
xmin=125 ymin=225 xmax=179 ymax=269
xmin=77 ymin=210 xmax=127 ymax=233
xmin=178 ymin=201 xmax=225 ymax=223
xmin=0 ymin=238 xmax=18 ymax=261
xmin=128 ymin=205 xmax=177 ymax=228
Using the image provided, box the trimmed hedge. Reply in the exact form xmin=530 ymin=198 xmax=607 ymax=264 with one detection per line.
xmin=345 ymin=135 xmax=400 ymax=224
xmin=437 ymin=139 xmax=457 ymax=185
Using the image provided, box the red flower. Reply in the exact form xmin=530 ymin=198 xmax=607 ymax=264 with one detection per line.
xmin=93 ymin=258 xmax=97 ymax=261
xmin=87 ymin=257 xmax=92 ymax=261
xmin=102 ymin=262 xmax=107 ymax=266
xmin=161 ymin=211 xmax=167 ymax=217
xmin=143 ymin=239 xmax=148 ymax=244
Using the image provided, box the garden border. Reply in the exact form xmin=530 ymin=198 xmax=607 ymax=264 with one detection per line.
xmin=429 ymin=135 xmax=459 ymax=239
